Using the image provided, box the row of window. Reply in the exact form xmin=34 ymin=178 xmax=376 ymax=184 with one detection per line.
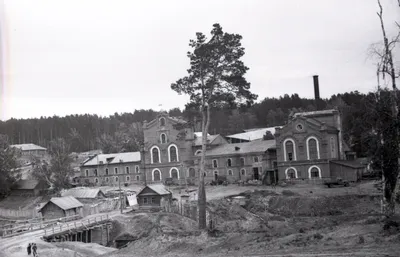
xmin=93 ymin=175 xmax=141 ymax=183
xmin=285 ymin=166 xmax=322 ymax=179
xmin=211 ymin=156 xmax=260 ymax=168
xmin=150 ymin=144 xmax=178 ymax=164
xmin=150 ymin=168 xmax=248 ymax=181
xmin=85 ymin=165 xmax=140 ymax=177
xmin=283 ymin=136 xmax=337 ymax=161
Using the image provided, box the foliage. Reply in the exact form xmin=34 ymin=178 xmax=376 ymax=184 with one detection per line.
xmin=32 ymin=138 xmax=74 ymax=192
xmin=0 ymin=134 xmax=20 ymax=198
xmin=171 ymin=23 xmax=257 ymax=229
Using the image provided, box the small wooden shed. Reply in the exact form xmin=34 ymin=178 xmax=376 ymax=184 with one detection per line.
xmin=39 ymin=196 xmax=83 ymax=220
xmin=136 ymin=184 xmax=172 ymax=211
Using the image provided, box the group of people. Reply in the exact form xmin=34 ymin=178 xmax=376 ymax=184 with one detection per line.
xmin=27 ymin=243 xmax=38 ymax=257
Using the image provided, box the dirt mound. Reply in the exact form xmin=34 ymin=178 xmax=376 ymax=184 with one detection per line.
xmin=109 ymin=212 xmax=198 ymax=244
xmin=267 ymin=195 xmax=381 ymax=217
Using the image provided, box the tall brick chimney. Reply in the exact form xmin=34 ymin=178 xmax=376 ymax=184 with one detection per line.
xmin=313 ymin=75 xmax=321 ymax=110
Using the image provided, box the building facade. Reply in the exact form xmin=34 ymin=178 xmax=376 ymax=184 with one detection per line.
xmin=274 ymin=109 xmax=354 ymax=181
xmin=80 ymin=152 xmax=142 ymax=186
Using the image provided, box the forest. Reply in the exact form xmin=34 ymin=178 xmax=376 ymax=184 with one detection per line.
xmin=0 ymin=91 xmax=379 ymax=159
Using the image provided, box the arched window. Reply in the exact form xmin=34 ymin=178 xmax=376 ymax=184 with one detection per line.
xmin=126 ymin=167 xmax=130 ymax=174
xmin=227 ymin=158 xmax=232 ymax=167
xmin=254 ymin=156 xmax=259 ymax=163
xmin=115 ymin=176 xmax=119 ymax=182
xmin=308 ymin=165 xmax=321 ymax=179
xmin=195 ymin=150 xmax=202 ymax=156
xmin=212 ymin=159 xmax=218 ymax=168
xmin=168 ymin=145 xmax=179 ymax=162
xmin=135 ymin=175 xmax=140 ymax=181
xmin=105 ymin=177 xmax=109 ymax=182
xmin=170 ymin=168 xmax=179 ymax=179
xmin=152 ymin=169 xmax=161 ymax=181
xmin=188 ymin=168 xmax=196 ymax=177
xmin=285 ymin=167 xmax=298 ymax=179
xmin=126 ymin=176 xmax=130 ymax=181
xmin=114 ymin=167 xmax=118 ymax=174
xmin=135 ymin=166 xmax=140 ymax=173
xmin=228 ymin=169 xmax=233 ymax=176
xmin=151 ymin=146 xmax=161 ymax=163
xmin=94 ymin=169 xmax=98 ymax=176
xmin=160 ymin=133 xmax=167 ymax=144
xmin=240 ymin=168 xmax=246 ymax=176
xmin=159 ymin=117 xmax=166 ymax=127
xmin=95 ymin=178 xmax=99 ymax=184
xmin=330 ymin=137 xmax=336 ymax=158
xmin=306 ymin=136 xmax=320 ymax=160
xmin=283 ymin=138 xmax=296 ymax=161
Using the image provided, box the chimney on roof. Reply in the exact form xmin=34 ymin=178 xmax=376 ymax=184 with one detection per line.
xmin=313 ymin=75 xmax=321 ymax=110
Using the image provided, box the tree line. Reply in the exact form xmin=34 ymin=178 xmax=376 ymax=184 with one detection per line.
xmin=0 ymin=91 xmax=378 ymax=158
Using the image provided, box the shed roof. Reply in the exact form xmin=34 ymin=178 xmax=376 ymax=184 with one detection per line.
xmin=41 ymin=196 xmax=83 ymax=211
xmin=61 ymin=187 xmax=105 ymax=199
xmin=82 ymin=152 xmax=141 ymax=166
xmin=226 ymin=127 xmax=282 ymax=141
xmin=200 ymin=139 xmax=276 ymax=157
xmin=138 ymin=184 xmax=171 ymax=196
xmin=10 ymin=143 xmax=47 ymax=151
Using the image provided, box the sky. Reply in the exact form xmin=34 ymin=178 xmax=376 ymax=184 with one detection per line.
xmin=0 ymin=0 xmax=399 ymax=121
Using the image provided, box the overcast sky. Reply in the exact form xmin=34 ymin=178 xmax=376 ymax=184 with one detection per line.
xmin=1 ymin=0 xmax=399 ymax=121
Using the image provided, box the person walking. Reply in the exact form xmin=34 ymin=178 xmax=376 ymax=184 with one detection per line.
xmin=32 ymin=243 xmax=37 ymax=257
xmin=27 ymin=243 xmax=32 ymax=255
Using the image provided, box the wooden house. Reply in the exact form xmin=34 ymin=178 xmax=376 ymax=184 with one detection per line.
xmin=10 ymin=179 xmax=48 ymax=196
xmin=136 ymin=184 xmax=172 ymax=211
xmin=39 ymin=196 xmax=83 ymax=220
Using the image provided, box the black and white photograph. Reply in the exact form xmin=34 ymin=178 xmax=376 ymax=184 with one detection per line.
xmin=0 ymin=0 xmax=399 ymax=256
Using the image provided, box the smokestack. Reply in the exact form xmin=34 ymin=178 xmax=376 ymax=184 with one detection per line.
xmin=313 ymin=75 xmax=320 ymax=110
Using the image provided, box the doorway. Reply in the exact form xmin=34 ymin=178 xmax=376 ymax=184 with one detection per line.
xmin=253 ymin=167 xmax=259 ymax=180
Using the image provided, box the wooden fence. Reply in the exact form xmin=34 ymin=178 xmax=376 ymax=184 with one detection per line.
xmin=0 ymin=207 xmax=40 ymax=219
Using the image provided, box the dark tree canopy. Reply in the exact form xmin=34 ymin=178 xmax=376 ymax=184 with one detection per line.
xmin=0 ymin=135 xmax=20 ymax=198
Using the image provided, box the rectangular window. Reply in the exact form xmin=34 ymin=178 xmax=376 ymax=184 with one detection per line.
xmin=126 ymin=166 xmax=130 ymax=174
xmin=151 ymin=197 xmax=155 ymax=204
xmin=94 ymin=169 xmax=98 ymax=176
xmin=143 ymin=197 xmax=148 ymax=204
xmin=135 ymin=166 xmax=140 ymax=173
xmin=212 ymin=159 xmax=218 ymax=168
xmin=226 ymin=158 xmax=232 ymax=167
xmin=114 ymin=167 xmax=118 ymax=174
xmin=105 ymin=168 xmax=109 ymax=175
xmin=85 ymin=170 xmax=89 ymax=177
xmin=253 ymin=156 xmax=259 ymax=163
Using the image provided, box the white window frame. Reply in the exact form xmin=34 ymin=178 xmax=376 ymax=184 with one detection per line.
xmin=95 ymin=178 xmax=99 ymax=184
xmin=168 ymin=144 xmax=179 ymax=162
xmin=152 ymin=168 xmax=162 ymax=181
xmin=306 ymin=136 xmax=320 ymax=160
xmin=285 ymin=167 xmax=298 ymax=179
xmin=85 ymin=169 xmax=89 ymax=177
xmin=283 ymin=138 xmax=297 ymax=161
xmin=240 ymin=168 xmax=246 ymax=176
xmin=195 ymin=150 xmax=202 ymax=156
xmin=159 ymin=117 xmax=166 ymax=126
xmin=105 ymin=168 xmax=109 ymax=175
xmin=308 ymin=165 xmax=322 ymax=179
xmin=135 ymin=165 xmax=140 ymax=173
xmin=126 ymin=176 xmax=130 ymax=181
xmin=253 ymin=156 xmax=259 ymax=163
xmin=150 ymin=146 xmax=161 ymax=164
xmin=169 ymin=167 xmax=180 ymax=179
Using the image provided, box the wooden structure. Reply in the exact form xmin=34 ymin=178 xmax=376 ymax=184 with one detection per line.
xmin=136 ymin=184 xmax=172 ymax=211
xmin=39 ymin=196 xmax=83 ymax=220
xmin=10 ymin=179 xmax=48 ymax=196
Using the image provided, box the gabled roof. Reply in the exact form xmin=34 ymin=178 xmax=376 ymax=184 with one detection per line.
xmin=61 ymin=187 xmax=105 ymax=199
xmin=137 ymin=184 xmax=172 ymax=196
xmin=40 ymin=196 xmax=83 ymax=211
xmin=12 ymin=179 xmax=46 ymax=190
xmin=226 ymin=127 xmax=282 ymax=141
xmin=81 ymin=152 xmax=141 ymax=166
xmin=10 ymin=143 xmax=47 ymax=151
xmin=293 ymin=109 xmax=338 ymax=118
xmin=200 ymin=139 xmax=276 ymax=157
xmin=194 ymin=134 xmax=223 ymax=146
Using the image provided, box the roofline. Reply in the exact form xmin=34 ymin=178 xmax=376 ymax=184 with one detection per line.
xmin=197 ymin=149 xmax=276 ymax=158
xmin=81 ymin=160 xmax=142 ymax=167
